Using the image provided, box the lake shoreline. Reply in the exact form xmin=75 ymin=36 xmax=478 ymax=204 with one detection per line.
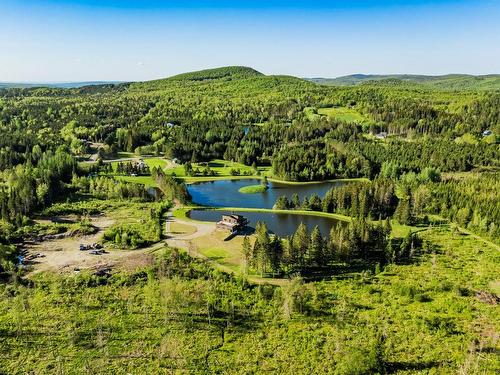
xmin=193 ymin=206 xmax=352 ymax=222
xmin=183 ymin=175 xmax=369 ymax=185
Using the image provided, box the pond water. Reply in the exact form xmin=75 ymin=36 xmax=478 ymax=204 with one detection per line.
xmin=187 ymin=179 xmax=344 ymax=209
xmin=188 ymin=209 xmax=345 ymax=238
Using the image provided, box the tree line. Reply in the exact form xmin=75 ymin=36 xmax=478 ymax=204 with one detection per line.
xmin=243 ymin=219 xmax=422 ymax=277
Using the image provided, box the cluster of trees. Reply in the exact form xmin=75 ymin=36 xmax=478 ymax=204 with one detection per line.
xmin=0 ymin=148 xmax=75 ymax=226
xmin=0 ymin=65 xmax=498 ymax=248
xmin=0 ymin=244 xmax=16 ymax=274
xmin=243 ymin=219 xmax=402 ymax=276
xmin=103 ymin=203 xmax=167 ymax=249
xmin=274 ymin=193 xmax=323 ymax=211
xmin=424 ymin=172 xmax=500 ymax=242
xmin=87 ymin=160 xmax=113 ymax=175
xmin=115 ymin=161 xmax=151 ymax=176
xmin=152 ymin=168 xmax=190 ymax=203
xmin=355 ymin=138 xmax=498 ymax=174
xmin=71 ymin=175 xmax=152 ymax=200
xmin=275 ymin=166 xmax=445 ymax=228
xmin=274 ymin=180 xmax=399 ymax=219
xmin=183 ymin=162 xmax=217 ymax=177
xmin=322 ymin=180 xmax=398 ymax=218
xmin=344 ymin=86 xmax=500 ymax=136
xmin=103 ymin=224 xmax=147 ymax=249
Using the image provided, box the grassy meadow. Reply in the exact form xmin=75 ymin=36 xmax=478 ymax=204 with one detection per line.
xmin=1 ymin=221 xmax=498 ymax=373
xmin=317 ymin=106 xmax=372 ymax=124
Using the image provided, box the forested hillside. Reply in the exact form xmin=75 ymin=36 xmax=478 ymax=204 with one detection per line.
xmin=310 ymin=73 xmax=500 ymax=90
xmin=0 ymin=66 xmax=498 ymax=238
xmin=0 ymin=66 xmax=499 ymax=373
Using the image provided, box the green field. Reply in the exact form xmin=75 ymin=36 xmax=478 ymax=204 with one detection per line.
xmin=318 ymin=106 xmax=372 ymax=123
xmin=144 ymin=158 xmax=169 ymax=169
xmin=166 ymin=159 xmax=270 ymax=182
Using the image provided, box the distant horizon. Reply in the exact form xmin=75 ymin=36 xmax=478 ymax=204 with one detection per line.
xmin=2 ymin=69 xmax=499 ymax=86
xmin=1 ymin=0 xmax=499 ymax=82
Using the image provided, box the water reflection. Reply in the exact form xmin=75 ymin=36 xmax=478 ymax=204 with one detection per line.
xmin=187 ymin=179 xmax=344 ymax=209
xmin=189 ymin=209 xmax=345 ymax=238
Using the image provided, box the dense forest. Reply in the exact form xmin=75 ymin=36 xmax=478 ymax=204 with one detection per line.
xmin=0 ymin=66 xmax=499 ymax=373
xmin=0 ymin=67 xmax=498 ymax=241
xmin=0 ymin=66 xmax=498 ymax=253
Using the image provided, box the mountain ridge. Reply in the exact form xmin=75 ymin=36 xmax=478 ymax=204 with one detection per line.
xmin=308 ymin=73 xmax=500 ymax=90
xmin=4 ymin=68 xmax=500 ymax=91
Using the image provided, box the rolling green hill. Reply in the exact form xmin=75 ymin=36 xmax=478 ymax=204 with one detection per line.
xmin=129 ymin=66 xmax=317 ymax=94
xmin=168 ymin=65 xmax=264 ymax=81
xmin=309 ymin=74 xmax=500 ymax=90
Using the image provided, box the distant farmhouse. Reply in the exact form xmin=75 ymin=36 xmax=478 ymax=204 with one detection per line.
xmin=216 ymin=214 xmax=249 ymax=232
xmin=375 ymin=131 xmax=388 ymax=139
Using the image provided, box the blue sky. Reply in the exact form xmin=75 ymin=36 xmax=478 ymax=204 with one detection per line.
xmin=1 ymin=0 xmax=499 ymax=82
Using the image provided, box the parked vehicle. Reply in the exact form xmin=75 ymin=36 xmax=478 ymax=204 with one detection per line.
xmin=80 ymin=243 xmax=104 ymax=251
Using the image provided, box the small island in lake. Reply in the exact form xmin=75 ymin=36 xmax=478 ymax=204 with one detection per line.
xmin=238 ymin=184 xmax=268 ymax=194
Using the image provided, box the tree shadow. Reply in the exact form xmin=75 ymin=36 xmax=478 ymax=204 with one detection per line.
xmin=385 ymin=360 xmax=443 ymax=373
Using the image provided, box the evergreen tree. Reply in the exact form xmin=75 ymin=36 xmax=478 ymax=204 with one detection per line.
xmin=309 ymin=226 xmax=324 ymax=267
xmin=292 ymin=223 xmax=309 ymax=268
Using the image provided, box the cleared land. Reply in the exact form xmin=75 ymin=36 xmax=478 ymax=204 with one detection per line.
xmin=113 ymin=158 xmax=270 ymax=186
xmin=170 ymin=222 xmax=197 ymax=236
xmin=22 ymin=200 xmax=170 ymax=274
xmin=166 ymin=211 xmax=287 ymax=284
xmin=317 ymin=106 xmax=372 ymax=123
xmin=23 ymin=215 xmax=158 ymax=274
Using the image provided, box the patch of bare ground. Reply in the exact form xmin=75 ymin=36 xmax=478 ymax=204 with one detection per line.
xmin=22 ymin=215 xmax=158 ymax=275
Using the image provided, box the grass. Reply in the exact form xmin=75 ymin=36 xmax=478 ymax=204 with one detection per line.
xmin=112 ymin=151 xmax=135 ymax=159
xmin=192 ymin=230 xmax=252 ymax=274
xmin=109 ymin=157 xmax=170 ymax=187
xmin=390 ymin=221 xmax=419 ymax=238
xmin=170 ymin=222 xmax=196 ymax=236
xmin=144 ymin=158 xmax=169 ymax=169
xmin=165 ymin=159 xmax=271 ymax=183
xmin=318 ymin=106 xmax=372 ymax=124
xmin=2 ymin=218 xmax=499 ymax=372
xmin=303 ymin=107 xmax=322 ymax=121
xmin=172 ymin=206 xmax=206 ymax=222
xmin=109 ymin=159 xmax=270 ymax=186
xmin=238 ymin=184 xmax=268 ymax=194
xmin=109 ymin=157 xmax=168 ymax=171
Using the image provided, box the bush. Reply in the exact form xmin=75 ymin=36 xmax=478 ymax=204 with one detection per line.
xmin=104 ymin=225 xmax=146 ymax=249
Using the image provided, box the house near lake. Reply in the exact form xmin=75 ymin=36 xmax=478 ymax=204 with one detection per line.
xmin=216 ymin=214 xmax=249 ymax=232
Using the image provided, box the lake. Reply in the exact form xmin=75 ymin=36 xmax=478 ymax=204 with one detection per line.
xmin=188 ymin=209 xmax=345 ymax=238
xmin=187 ymin=179 xmax=345 ymax=209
